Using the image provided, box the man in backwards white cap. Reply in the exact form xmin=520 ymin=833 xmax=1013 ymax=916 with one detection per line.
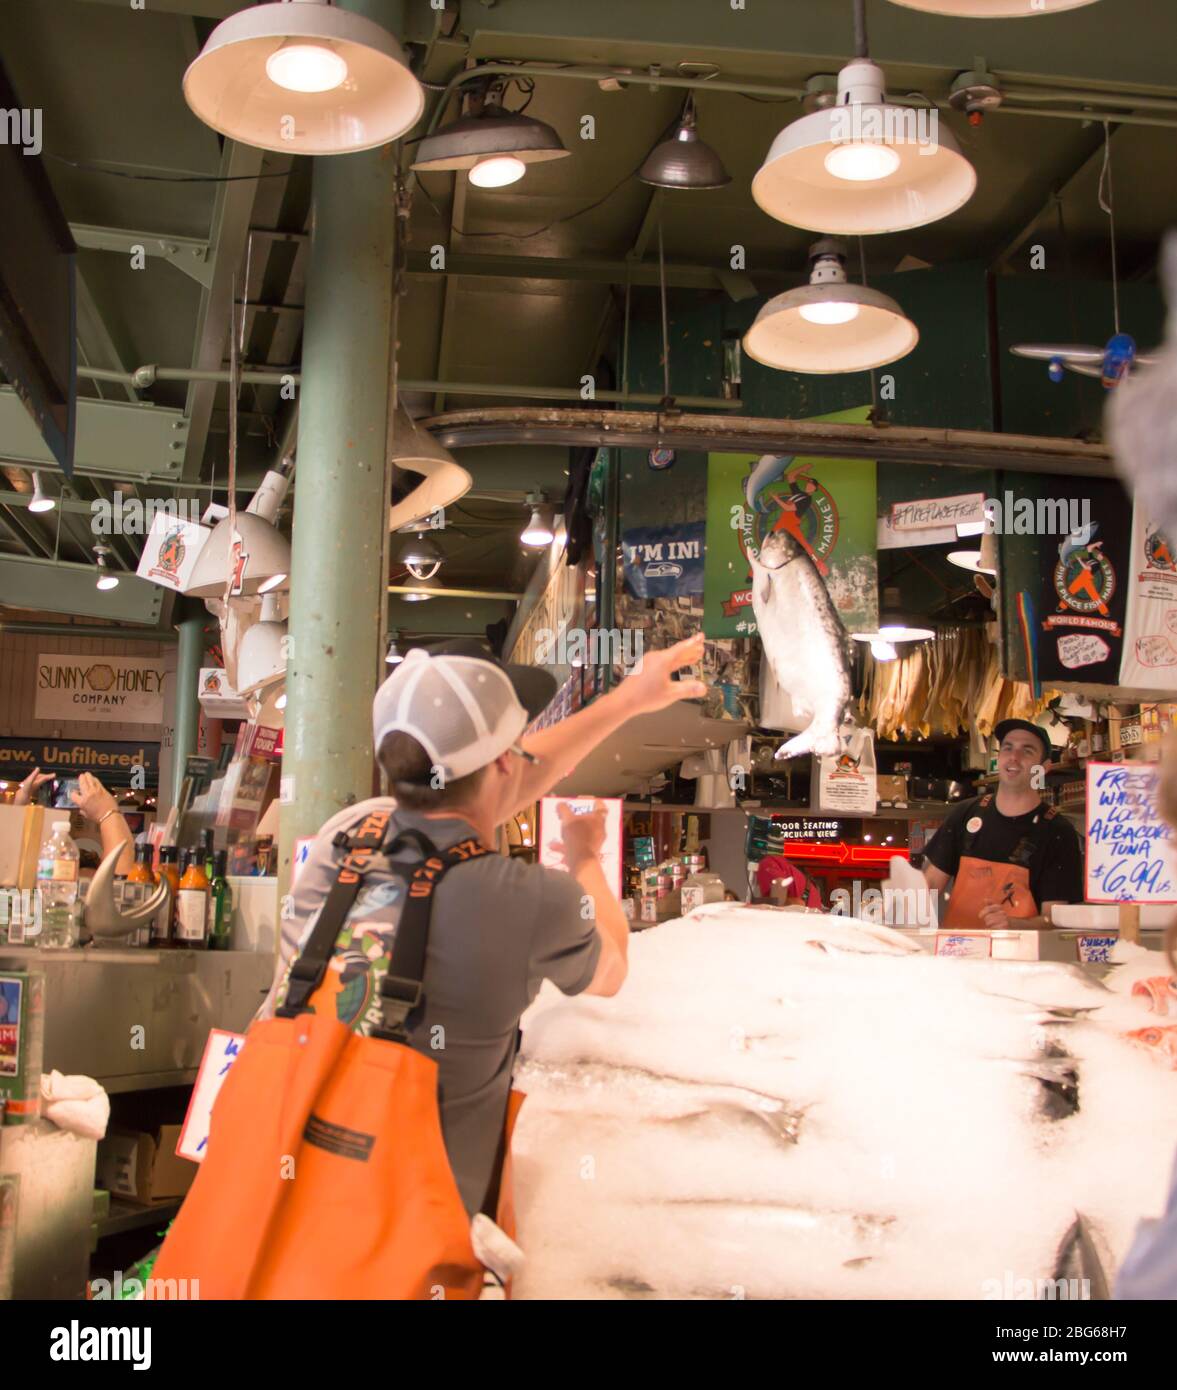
xmin=259 ymin=633 xmax=706 ymax=1222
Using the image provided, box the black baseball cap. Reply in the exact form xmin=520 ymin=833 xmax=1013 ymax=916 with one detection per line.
xmin=994 ymin=719 xmax=1051 ymax=762
xmin=424 ymin=638 xmax=557 ymax=720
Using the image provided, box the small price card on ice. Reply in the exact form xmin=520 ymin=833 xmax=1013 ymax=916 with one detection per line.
xmin=1085 ymin=762 xmax=1177 ymax=904
xmin=176 ymin=1028 xmax=246 ymax=1163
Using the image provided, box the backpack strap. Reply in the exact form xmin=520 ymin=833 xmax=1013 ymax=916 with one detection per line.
xmin=277 ymin=808 xmax=395 ymax=1019
xmin=373 ymin=831 xmax=490 ymax=1043
xmin=277 ymin=812 xmax=492 ymax=1039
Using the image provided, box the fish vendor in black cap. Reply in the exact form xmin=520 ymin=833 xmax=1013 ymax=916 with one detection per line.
xmin=921 ymin=719 xmax=1085 ymax=932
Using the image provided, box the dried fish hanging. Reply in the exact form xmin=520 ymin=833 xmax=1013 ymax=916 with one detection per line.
xmin=859 ymin=627 xmax=1058 ymax=742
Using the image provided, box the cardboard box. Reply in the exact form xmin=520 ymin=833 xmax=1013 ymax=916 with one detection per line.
xmin=0 ymin=805 xmax=71 ymax=891
xmin=96 ymin=1125 xmax=195 ymax=1204
xmin=876 ymin=774 xmax=908 ymax=805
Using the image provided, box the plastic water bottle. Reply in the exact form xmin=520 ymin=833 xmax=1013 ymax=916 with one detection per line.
xmin=37 ymin=820 xmax=80 ymax=909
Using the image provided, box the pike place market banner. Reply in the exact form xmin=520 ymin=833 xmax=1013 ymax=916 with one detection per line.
xmin=0 ymin=739 xmax=160 ymax=782
xmin=1029 ymin=478 xmax=1132 ymax=686
xmin=35 ymin=654 xmax=169 ymax=725
xmin=703 ymin=406 xmax=878 ymax=638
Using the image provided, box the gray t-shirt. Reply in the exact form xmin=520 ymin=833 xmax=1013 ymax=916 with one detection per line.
xmin=259 ymin=798 xmax=600 ymax=1217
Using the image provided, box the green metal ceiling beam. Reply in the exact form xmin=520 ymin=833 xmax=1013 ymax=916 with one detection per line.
xmin=454 ymin=0 xmax=1177 ymax=93
xmin=404 ymin=249 xmax=770 ymax=293
xmin=0 ymin=555 xmax=164 ymax=624
xmin=0 ymin=388 xmax=188 ymax=478
xmin=69 ymin=224 xmax=213 ymax=290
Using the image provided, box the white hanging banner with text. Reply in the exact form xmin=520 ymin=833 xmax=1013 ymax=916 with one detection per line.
xmin=1118 ymin=504 xmax=1177 ymax=690
xmin=35 ymin=654 xmax=169 ymax=725
xmin=1085 ymin=761 xmax=1177 ymax=904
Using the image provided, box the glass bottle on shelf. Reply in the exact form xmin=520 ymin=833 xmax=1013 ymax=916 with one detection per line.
xmin=199 ymin=827 xmax=216 ymax=882
xmin=153 ymin=846 xmax=180 ymax=948
xmin=175 ymin=849 xmax=210 ymax=949
xmin=207 ymin=850 xmax=232 ymax=951
xmin=122 ymin=842 xmax=158 ymax=948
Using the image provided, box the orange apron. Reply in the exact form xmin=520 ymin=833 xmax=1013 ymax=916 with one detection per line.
xmin=155 ymin=815 xmax=522 ymax=1299
xmin=942 ymin=795 xmax=1055 ymax=931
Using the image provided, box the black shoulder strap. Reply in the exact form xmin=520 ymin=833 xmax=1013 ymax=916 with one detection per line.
xmin=277 ymin=808 xmax=394 ymax=1018
xmin=277 ymin=812 xmax=492 ymax=1038
xmin=373 ymin=831 xmax=491 ymax=1042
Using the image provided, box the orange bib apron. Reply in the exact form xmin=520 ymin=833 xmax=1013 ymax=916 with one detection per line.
xmin=942 ymin=795 xmax=1055 ymax=931
xmin=155 ymin=814 xmax=522 ymax=1300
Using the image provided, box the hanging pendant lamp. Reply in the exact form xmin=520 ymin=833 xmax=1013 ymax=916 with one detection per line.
xmin=410 ymin=95 xmax=569 ymax=184
xmin=183 ymin=0 xmax=424 ymax=155
xmin=752 ymin=1 xmax=974 ymax=234
xmin=186 ymin=459 xmax=293 ymax=599
xmin=743 ymin=239 xmax=918 ymax=373
xmin=237 ymin=593 xmax=287 ymax=699
xmin=639 ymin=97 xmax=731 ymax=190
xmin=388 ymin=405 xmax=473 ymax=533
xmin=887 ymin=0 xmax=1099 ymax=14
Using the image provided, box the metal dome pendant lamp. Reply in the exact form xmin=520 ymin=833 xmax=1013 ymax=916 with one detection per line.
xmin=743 ymin=238 xmax=918 ymax=374
xmin=752 ymin=0 xmax=976 ymax=234
xmin=887 ymin=0 xmax=1099 ymax=15
xmin=183 ymin=0 xmax=425 ymax=155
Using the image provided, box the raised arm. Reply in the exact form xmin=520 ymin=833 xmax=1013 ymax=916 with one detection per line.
xmin=510 ymin=633 xmax=708 ymax=817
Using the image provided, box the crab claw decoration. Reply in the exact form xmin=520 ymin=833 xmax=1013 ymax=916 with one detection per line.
xmin=84 ymin=842 xmax=171 ymax=944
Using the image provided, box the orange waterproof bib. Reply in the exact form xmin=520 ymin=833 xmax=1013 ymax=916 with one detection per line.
xmin=155 ymin=815 xmax=519 ymax=1300
xmin=942 ymin=795 xmax=1053 ymax=931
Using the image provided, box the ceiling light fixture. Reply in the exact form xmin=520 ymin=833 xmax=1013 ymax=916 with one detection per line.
xmin=398 ymin=532 xmax=444 ymax=582
xmin=29 ymin=471 xmax=55 ymax=513
xmin=887 ymin=0 xmax=1099 ymax=14
xmin=183 ymin=0 xmax=424 ymax=155
xmin=743 ymin=238 xmax=918 ymax=373
xmin=521 ymin=498 xmax=556 ymax=549
xmin=402 ymin=578 xmax=436 ymax=603
xmin=411 ymin=85 xmax=569 ymax=184
xmin=385 ymin=632 xmax=404 ymax=665
xmin=94 ymin=545 xmax=119 ymax=591
xmin=853 ymin=586 xmax=935 ymax=647
xmin=752 ymin=0 xmax=975 ymax=234
xmin=639 ymin=95 xmax=731 ymax=190
xmin=388 ymin=405 xmax=472 ymax=533
xmin=468 ymin=155 xmax=527 ymax=188
xmin=236 ymin=592 xmax=287 ymax=699
xmin=186 ymin=458 xmax=293 ymax=599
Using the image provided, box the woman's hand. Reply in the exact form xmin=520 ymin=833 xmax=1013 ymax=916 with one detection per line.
xmin=70 ymin=772 xmax=118 ymax=823
xmin=14 ymin=768 xmax=55 ymax=806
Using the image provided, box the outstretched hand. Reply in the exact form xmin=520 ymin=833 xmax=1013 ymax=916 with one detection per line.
xmin=618 ymin=633 xmax=708 ymax=715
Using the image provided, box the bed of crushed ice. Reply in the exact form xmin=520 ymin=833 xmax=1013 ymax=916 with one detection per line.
xmin=510 ymin=904 xmax=1177 ymax=1300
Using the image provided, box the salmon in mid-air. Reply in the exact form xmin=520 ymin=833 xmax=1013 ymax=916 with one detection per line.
xmin=750 ymin=527 xmax=852 ymax=760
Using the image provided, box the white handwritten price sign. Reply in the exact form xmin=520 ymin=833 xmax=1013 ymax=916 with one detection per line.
xmin=1085 ymin=762 xmax=1177 ymax=904
xmin=176 ymin=1028 xmax=246 ymax=1163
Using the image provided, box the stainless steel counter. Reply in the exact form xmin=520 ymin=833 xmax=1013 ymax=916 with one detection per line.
xmin=0 ymin=947 xmax=273 ymax=1093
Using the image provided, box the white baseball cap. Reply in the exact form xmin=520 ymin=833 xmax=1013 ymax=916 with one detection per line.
xmin=372 ymin=639 xmax=555 ymax=782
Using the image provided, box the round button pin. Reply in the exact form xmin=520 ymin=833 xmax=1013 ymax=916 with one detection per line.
xmin=966 ymin=816 xmax=983 ymax=833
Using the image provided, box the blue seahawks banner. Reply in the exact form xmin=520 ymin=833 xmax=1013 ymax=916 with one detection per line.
xmin=622 ymin=523 xmax=705 ymax=599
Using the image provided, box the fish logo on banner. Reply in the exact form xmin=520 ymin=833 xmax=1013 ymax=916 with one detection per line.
xmin=743 ymin=456 xmax=840 ymax=579
xmin=1035 ymin=481 xmax=1133 ymax=685
xmin=149 ymin=527 xmax=187 ymax=584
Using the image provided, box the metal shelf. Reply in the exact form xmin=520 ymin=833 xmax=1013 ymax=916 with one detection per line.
xmin=96 ymin=1198 xmax=181 ymax=1240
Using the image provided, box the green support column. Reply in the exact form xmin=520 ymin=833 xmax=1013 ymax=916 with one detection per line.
xmin=277 ymin=0 xmax=402 ymax=904
xmin=173 ymin=604 xmax=205 ymax=809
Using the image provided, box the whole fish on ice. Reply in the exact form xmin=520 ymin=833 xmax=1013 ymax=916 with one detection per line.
xmin=750 ymin=526 xmax=852 ymax=759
